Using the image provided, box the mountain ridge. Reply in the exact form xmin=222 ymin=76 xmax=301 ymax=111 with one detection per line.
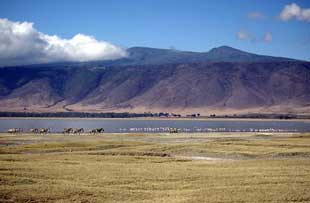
xmin=0 ymin=59 xmax=309 ymax=114
xmin=0 ymin=46 xmax=308 ymax=115
xmin=0 ymin=45 xmax=299 ymax=68
xmin=108 ymin=45 xmax=297 ymax=66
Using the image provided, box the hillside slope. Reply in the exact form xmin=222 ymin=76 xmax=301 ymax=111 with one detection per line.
xmin=0 ymin=60 xmax=309 ymax=114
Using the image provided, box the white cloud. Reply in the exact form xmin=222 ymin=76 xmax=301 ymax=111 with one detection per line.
xmin=248 ymin=12 xmax=266 ymax=20
xmin=264 ymin=32 xmax=273 ymax=42
xmin=279 ymin=3 xmax=310 ymax=22
xmin=236 ymin=30 xmax=273 ymax=43
xmin=236 ymin=31 xmax=251 ymax=40
xmin=0 ymin=18 xmax=127 ymax=66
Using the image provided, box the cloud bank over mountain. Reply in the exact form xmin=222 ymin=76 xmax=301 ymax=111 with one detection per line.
xmin=0 ymin=18 xmax=127 ymax=66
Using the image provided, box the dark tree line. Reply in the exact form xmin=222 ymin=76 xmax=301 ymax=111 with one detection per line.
xmin=0 ymin=111 xmax=180 ymax=118
xmin=0 ymin=111 xmax=308 ymax=119
xmin=0 ymin=112 xmax=154 ymax=118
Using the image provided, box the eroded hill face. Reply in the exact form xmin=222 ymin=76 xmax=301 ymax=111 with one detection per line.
xmin=0 ymin=61 xmax=309 ymax=114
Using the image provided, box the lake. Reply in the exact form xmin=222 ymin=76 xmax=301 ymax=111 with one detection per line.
xmin=1 ymin=118 xmax=310 ymax=133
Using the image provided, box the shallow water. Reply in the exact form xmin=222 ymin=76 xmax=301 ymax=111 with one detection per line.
xmin=0 ymin=118 xmax=310 ymax=133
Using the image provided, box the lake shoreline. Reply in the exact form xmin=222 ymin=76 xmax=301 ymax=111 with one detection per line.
xmin=1 ymin=117 xmax=310 ymax=122
xmin=1 ymin=118 xmax=310 ymax=133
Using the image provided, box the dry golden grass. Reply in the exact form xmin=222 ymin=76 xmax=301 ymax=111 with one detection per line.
xmin=1 ymin=133 xmax=310 ymax=202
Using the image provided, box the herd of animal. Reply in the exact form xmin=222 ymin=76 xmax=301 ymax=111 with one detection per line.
xmin=6 ymin=127 xmax=179 ymax=134
xmin=6 ymin=127 xmax=105 ymax=134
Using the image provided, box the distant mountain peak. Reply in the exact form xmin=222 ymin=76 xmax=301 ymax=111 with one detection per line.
xmin=211 ymin=45 xmax=237 ymax=50
xmin=208 ymin=46 xmax=249 ymax=55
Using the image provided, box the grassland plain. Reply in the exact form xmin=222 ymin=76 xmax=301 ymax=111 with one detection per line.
xmin=1 ymin=132 xmax=310 ymax=203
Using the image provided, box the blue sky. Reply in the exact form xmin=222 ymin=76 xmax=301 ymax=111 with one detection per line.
xmin=1 ymin=0 xmax=309 ymax=61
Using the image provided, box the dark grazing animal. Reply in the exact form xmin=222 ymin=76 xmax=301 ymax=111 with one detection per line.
xmin=29 ymin=128 xmax=39 ymax=133
xmin=73 ymin=128 xmax=84 ymax=134
xmin=40 ymin=128 xmax=50 ymax=134
xmin=90 ymin=128 xmax=104 ymax=134
xmin=63 ymin=128 xmax=74 ymax=134
xmin=169 ymin=128 xmax=179 ymax=133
